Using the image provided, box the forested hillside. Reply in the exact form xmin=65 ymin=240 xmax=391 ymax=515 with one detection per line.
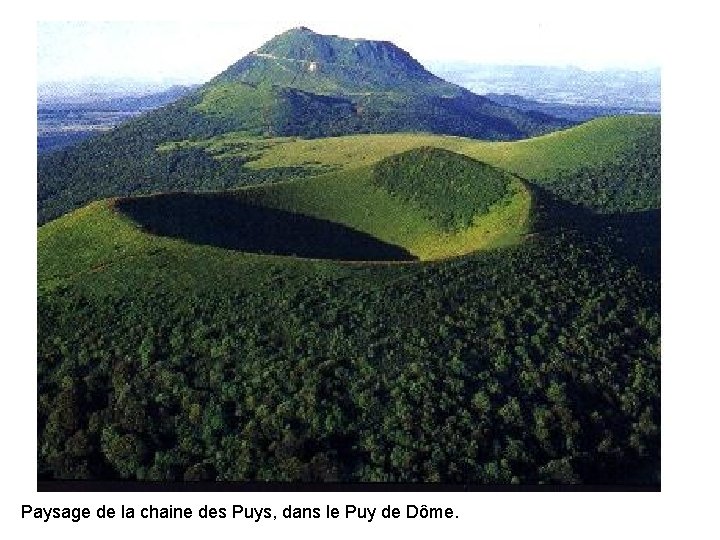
xmin=38 ymin=229 xmax=659 ymax=483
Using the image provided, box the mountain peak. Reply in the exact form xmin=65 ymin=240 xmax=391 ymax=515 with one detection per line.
xmin=199 ymin=28 xmax=566 ymax=142
xmin=257 ymin=27 xmax=426 ymax=72
xmin=217 ymin=27 xmax=442 ymax=94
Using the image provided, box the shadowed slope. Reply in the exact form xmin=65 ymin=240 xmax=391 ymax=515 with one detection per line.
xmin=115 ymin=193 xmax=416 ymax=261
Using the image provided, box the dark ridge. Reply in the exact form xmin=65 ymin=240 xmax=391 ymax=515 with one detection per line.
xmin=115 ymin=193 xmax=417 ymax=262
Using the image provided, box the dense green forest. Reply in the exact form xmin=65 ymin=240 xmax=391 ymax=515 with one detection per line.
xmin=38 ymin=229 xmax=659 ymax=483
xmin=538 ymin=118 xmax=661 ymax=213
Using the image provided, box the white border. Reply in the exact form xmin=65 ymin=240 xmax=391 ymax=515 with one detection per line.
xmin=2 ymin=1 xmax=719 ymax=538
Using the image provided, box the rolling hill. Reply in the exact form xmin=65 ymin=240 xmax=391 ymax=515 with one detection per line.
xmin=37 ymin=27 xmax=569 ymax=225
xmin=161 ymin=114 xmax=660 ymax=213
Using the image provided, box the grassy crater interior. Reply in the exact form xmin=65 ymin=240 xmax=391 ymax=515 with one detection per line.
xmin=114 ymin=147 xmax=532 ymax=262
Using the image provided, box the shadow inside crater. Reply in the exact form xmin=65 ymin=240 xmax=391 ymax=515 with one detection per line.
xmin=116 ymin=193 xmax=417 ymax=262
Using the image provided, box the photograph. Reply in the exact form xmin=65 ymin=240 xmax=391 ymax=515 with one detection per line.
xmin=36 ymin=13 xmax=660 ymax=489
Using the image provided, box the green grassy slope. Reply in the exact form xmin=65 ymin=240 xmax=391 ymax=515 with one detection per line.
xmin=38 ymin=200 xmax=149 ymax=291
xmin=38 ymin=199 xmax=354 ymax=296
xmin=241 ymin=115 xmax=660 ymax=208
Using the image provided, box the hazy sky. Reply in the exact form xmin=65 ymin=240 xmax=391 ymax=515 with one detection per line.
xmin=37 ymin=1 xmax=663 ymax=84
